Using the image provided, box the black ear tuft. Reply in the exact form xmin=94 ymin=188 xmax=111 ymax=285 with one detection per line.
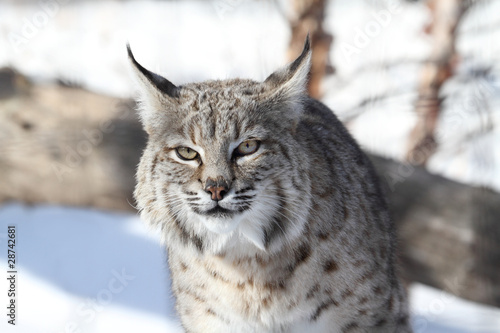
xmin=126 ymin=43 xmax=179 ymax=98
xmin=288 ymin=34 xmax=310 ymax=73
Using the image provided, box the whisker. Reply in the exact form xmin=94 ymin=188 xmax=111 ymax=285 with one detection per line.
xmin=256 ymin=195 xmax=305 ymax=220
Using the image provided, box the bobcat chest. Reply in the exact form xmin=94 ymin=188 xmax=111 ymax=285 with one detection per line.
xmin=169 ymin=251 xmax=312 ymax=327
xmin=170 ymin=251 xmax=346 ymax=333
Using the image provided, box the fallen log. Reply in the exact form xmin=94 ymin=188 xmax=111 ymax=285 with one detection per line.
xmin=370 ymin=154 xmax=500 ymax=307
xmin=0 ymin=68 xmax=145 ymax=212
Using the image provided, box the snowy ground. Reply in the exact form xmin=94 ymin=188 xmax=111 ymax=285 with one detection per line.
xmin=0 ymin=203 xmax=499 ymax=333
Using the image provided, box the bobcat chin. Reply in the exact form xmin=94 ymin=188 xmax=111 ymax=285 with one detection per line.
xmin=129 ymin=37 xmax=412 ymax=333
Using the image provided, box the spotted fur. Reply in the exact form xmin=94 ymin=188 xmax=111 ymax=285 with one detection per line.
xmin=129 ymin=37 xmax=412 ymax=333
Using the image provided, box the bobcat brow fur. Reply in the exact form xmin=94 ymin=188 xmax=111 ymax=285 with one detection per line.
xmin=129 ymin=37 xmax=412 ymax=333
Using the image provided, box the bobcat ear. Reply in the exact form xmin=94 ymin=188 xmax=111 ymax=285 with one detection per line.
xmin=127 ymin=44 xmax=180 ymax=133
xmin=263 ymin=35 xmax=311 ymax=101
xmin=127 ymin=44 xmax=179 ymax=98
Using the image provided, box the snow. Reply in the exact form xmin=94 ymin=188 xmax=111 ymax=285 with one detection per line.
xmin=410 ymin=284 xmax=500 ymax=333
xmin=0 ymin=203 xmax=182 ymax=333
xmin=0 ymin=203 xmax=499 ymax=333
xmin=0 ymin=0 xmax=289 ymax=97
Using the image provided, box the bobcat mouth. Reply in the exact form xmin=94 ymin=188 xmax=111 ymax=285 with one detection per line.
xmin=194 ymin=205 xmax=235 ymax=219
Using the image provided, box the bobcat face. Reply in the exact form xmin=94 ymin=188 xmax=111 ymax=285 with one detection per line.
xmin=152 ymin=84 xmax=288 ymax=236
xmin=130 ymin=41 xmax=313 ymax=254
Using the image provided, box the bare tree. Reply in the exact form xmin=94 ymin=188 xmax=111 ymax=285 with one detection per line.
xmin=287 ymin=0 xmax=334 ymax=98
xmin=406 ymin=0 xmax=470 ymax=165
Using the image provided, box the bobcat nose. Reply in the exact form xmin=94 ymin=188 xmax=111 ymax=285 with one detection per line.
xmin=205 ymin=178 xmax=229 ymax=201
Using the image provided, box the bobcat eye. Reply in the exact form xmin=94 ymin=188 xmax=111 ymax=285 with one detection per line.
xmin=235 ymin=140 xmax=260 ymax=157
xmin=176 ymin=147 xmax=199 ymax=160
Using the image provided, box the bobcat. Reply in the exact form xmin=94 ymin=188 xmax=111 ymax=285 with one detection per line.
xmin=129 ymin=37 xmax=412 ymax=333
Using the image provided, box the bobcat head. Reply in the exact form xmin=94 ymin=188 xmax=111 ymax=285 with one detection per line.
xmin=130 ymin=38 xmax=313 ymax=255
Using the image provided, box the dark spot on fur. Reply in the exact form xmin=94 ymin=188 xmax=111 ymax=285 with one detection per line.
xmin=342 ymin=322 xmax=359 ymax=332
xmin=310 ymin=298 xmax=338 ymax=321
xmin=353 ymin=259 xmax=365 ymax=267
xmin=343 ymin=206 xmax=350 ymax=220
xmin=193 ymin=235 xmax=204 ymax=252
xmin=323 ymin=259 xmax=338 ymax=273
xmin=191 ymin=98 xmax=199 ymax=111
xmin=287 ymin=299 xmax=298 ymax=310
xmin=306 ymin=284 xmax=320 ymax=299
xmin=357 ymin=268 xmax=377 ymax=284
xmin=181 ymin=288 xmax=207 ymax=304
xmin=288 ymin=243 xmax=312 ymax=272
xmin=255 ymin=255 xmax=267 ymax=266
xmin=262 ymin=296 xmax=272 ymax=308
xmin=317 ymin=230 xmax=329 ymax=241
xmin=151 ymin=154 xmax=159 ymax=174
xmin=233 ymin=97 xmax=242 ymax=109
xmin=21 ymin=121 xmax=33 ymax=130
xmin=208 ymin=269 xmax=230 ymax=284
xmin=264 ymin=279 xmax=286 ymax=291
xmin=386 ymin=295 xmax=394 ymax=311
xmin=180 ymin=262 xmax=188 ymax=272
xmin=341 ymin=288 xmax=354 ymax=300
xmin=172 ymin=216 xmax=204 ymax=253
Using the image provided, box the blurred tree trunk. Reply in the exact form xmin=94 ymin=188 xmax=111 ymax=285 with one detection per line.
xmin=287 ymin=0 xmax=334 ymax=98
xmin=406 ymin=0 xmax=469 ymax=165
